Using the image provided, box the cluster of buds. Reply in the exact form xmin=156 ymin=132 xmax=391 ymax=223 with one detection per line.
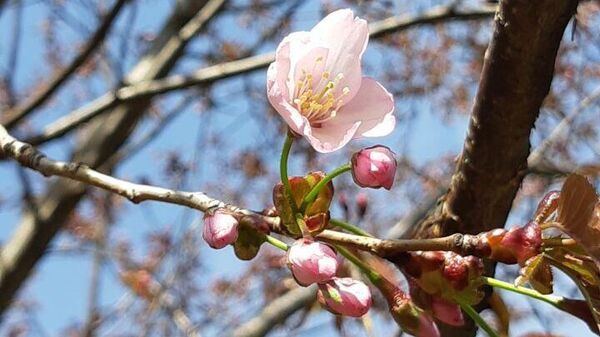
xmin=287 ymin=238 xmax=373 ymax=317
xmin=401 ymin=251 xmax=485 ymax=305
xmin=207 ymin=144 xmax=398 ymax=317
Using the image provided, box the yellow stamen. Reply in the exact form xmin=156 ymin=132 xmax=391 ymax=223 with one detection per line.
xmin=290 ymin=58 xmax=351 ymax=126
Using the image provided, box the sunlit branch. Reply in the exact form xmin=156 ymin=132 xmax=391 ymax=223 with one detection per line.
xmin=316 ymin=229 xmax=483 ymax=258
xmin=0 ymin=124 xmax=276 ymax=227
xmin=1 ymin=123 xmax=492 ymax=260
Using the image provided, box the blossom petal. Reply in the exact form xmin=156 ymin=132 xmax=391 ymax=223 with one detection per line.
xmin=332 ymin=77 xmax=395 ymax=137
xmin=273 ymin=100 xmax=310 ymax=136
xmin=293 ymin=47 xmax=330 ymax=95
xmin=310 ymin=9 xmax=368 ymax=64
xmin=310 ymin=9 xmax=368 ymax=103
xmin=303 ymin=121 xmax=361 ymax=153
xmin=267 ymin=32 xmax=320 ymax=134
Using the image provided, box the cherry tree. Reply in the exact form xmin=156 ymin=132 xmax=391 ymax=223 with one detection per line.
xmin=0 ymin=1 xmax=599 ymax=337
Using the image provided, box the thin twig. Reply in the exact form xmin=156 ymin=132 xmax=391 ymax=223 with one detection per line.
xmin=1 ymin=123 xmax=493 ymax=260
xmin=0 ymin=123 xmax=275 ymax=226
xmin=3 ymin=0 xmax=130 ymax=128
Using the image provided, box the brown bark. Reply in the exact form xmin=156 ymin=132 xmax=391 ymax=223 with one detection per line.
xmin=410 ymin=0 xmax=578 ymax=239
xmin=407 ymin=0 xmax=579 ymax=336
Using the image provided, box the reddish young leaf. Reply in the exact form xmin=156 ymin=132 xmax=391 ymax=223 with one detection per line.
xmin=556 ymin=174 xmax=600 ymax=265
xmin=516 ymin=255 xmax=553 ymax=295
xmin=546 ymin=247 xmax=600 ymax=334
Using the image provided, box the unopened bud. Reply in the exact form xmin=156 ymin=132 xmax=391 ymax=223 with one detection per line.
xmin=486 ymin=221 xmax=542 ymax=265
xmin=338 ymin=192 xmax=349 ymax=219
xmin=287 ymin=239 xmax=338 ymax=286
xmin=317 ymin=277 xmax=372 ymax=317
xmin=431 ymin=296 xmax=464 ymax=327
xmin=202 ymin=209 xmax=239 ymax=249
xmin=390 ymin=293 xmax=440 ymax=337
xmin=351 ymin=145 xmax=397 ymax=190
xmin=356 ymin=192 xmax=368 ymax=219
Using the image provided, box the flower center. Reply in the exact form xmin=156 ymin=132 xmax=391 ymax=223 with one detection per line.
xmin=292 ymin=58 xmax=350 ymax=126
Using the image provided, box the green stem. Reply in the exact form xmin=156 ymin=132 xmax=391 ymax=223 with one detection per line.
xmin=330 ymin=218 xmax=373 ymax=237
xmin=265 ymin=234 xmax=289 ymax=251
xmin=280 ymin=132 xmax=299 ymax=216
xmin=482 ymin=276 xmax=562 ymax=308
xmin=295 ymin=213 xmax=311 ymax=237
xmin=335 ymin=245 xmax=380 ymax=284
xmin=455 ymin=297 xmax=500 ymax=337
xmin=299 ymin=163 xmax=351 ymax=213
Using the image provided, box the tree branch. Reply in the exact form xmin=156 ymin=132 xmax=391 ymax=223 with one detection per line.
xmin=0 ymin=0 xmax=227 ymax=318
xmin=232 ymin=286 xmax=316 ymax=337
xmin=0 ymin=123 xmax=270 ymax=223
xmin=409 ymin=0 xmax=579 ymax=239
xmin=0 ymin=122 xmax=538 ymax=263
xmin=405 ymin=1 xmax=579 ymax=336
xmin=3 ymin=121 xmax=595 ymax=335
xmin=2 ymin=0 xmax=130 ymax=128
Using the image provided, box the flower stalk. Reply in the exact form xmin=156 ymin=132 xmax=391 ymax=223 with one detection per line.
xmin=264 ymin=234 xmax=289 ymax=251
xmin=455 ymin=297 xmax=500 ymax=337
xmin=482 ymin=276 xmax=562 ymax=307
xmin=330 ymin=218 xmax=373 ymax=237
xmin=299 ymin=163 xmax=351 ymax=213
xmin=280 ymin=132 xmax=299 ymax=217
xmin=335 ymin=245 xmax=381 ymax=284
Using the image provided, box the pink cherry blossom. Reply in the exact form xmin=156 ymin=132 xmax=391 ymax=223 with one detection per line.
xmin=267 ymin=9 xmax=395 ymax=153
xmin=351 ymin=145 xmax=397 ymax=190
xmin=317 ymin=277 xmax=372 ymax=317
xmin=202 ymin=209 xmax=239 ymax=249
xmin=287 ymin=239 xmax=338 ymax=286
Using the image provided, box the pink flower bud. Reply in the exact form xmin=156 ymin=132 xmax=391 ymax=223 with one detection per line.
xmin=431 ymin=296 xmax=464 ymax=326
xmin=338 ymin=192 xmax=350 ymax=218
xmin=317 ymin=277 xmax=372 ymax=317
xmin=389 ymin=290 xmax=440 ymax=337
xmin=351 ymin=145 xmax=397 ymax=190
xmin=417 ymin=314 xmax=441 ymax=337
xmin=202 ymin=209 xmax=239 ymax=249
xmin=356 ymin=192 xmax=368 ymax=219
xmin=287 ymin=239 xmax=338 ymax=286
